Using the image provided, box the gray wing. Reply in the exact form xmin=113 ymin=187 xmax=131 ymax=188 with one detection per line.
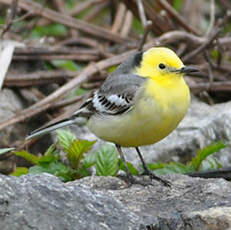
xmin=77 ymin=74 xmax=146 ymax=116
xmin=26 ymin=74 xmax=145 ymax=140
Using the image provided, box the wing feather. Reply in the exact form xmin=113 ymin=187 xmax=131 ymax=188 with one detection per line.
xmin=80 ymin=74 xmax=146 ymax=115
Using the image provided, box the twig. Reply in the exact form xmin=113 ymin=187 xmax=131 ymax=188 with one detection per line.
xmin=69 ymin=0 xmax=102 ymax=16
xmin=1 ymin=0 xmax=18 ymax=38
xmin=146 ymin=30 xmax=231 ymax=48
xmin=188 ymin=167 xmax=231 ymax=180
xmin=52 ymin=91 xmax=93 ymax=109
xmin=14 ymin=54 xmax=100 ymax=61
xmin=0 ymin=0 xmax=131 ymax=44
xmin=121 ymin=0 xmax=173 ymax=35
xmin=83 ymin=0 xmax=109 ymax=22
xmin=220 ymin=0 xmax=231 ymax=10
xmin=20 ymin=88 xmax=45 ymax=104
xmin=135 ymin=0 xmax=153 ymax=51
xmin=203 ymin=51 xmax=214 ymax=83
xmin=183 ymin=11 xmax=231 ymax=62
xmin=120 ymin=10 xmax=133 ymax=37
xmin=4 ymin=70 xmax=79 ymax=87
xmin=189 ymin=81 xmax=231 ymax=94
xmin=56 ymin=37 xmax=99 ymax=48
xmin=136 ymin=0 xmax=147 ymax=27
xmin=205 ymin=0 xmax=215 ymax=36
xmin=111 ymin=3 xmax=126 ymax=33
xmin=13 ymin=46 xmax=113 ymax=61
xmin=156 ymin=0 xmax=200 ymax=35
xmin=12 ymin=11 xmax=32 ymax=22
xmin=138 ymin=20 xmax=152 ymax=51
xmin=52 ymin=0 xmax=66 ymax=13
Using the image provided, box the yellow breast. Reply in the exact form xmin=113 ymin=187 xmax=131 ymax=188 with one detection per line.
xmin=136 ymin=77 xmax=190 ymax=145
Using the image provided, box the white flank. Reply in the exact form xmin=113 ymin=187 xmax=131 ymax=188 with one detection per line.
xmin=107 ymin=94 xmax=128 ymax=106
xmin=92 ymin=93 xmax=106 ymax=112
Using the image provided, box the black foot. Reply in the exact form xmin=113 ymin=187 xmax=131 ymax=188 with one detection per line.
xmin=135 ymin=147 xmax=171 ymax=187
xmin=120 ymin=173 xmax=152 ymax=187
xmin=143 ymin=169 xmax=171 ymax=187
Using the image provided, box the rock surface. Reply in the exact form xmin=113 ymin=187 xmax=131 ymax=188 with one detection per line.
xmin=0 ymin=89 xmax=25 ymax=146
xmin=0 ymin=173 xmax=231 ymax=230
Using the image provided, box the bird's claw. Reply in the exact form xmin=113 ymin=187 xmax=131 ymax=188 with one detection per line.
xmin=143 ymin=169 xmax=171 ymax=187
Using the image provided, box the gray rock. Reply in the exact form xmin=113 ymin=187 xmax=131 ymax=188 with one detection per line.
xmin=0 ymin=89 xmax=25 ymax=146
xmin=1 ymin=173 xmax=231 ymax=230
xmin=0 ymin=173 xmax=140 ymax=230
xmin=0 ymin=88 xmax=51 ymax=173
xmin=76 ymin=175 xmax=231 ymax=230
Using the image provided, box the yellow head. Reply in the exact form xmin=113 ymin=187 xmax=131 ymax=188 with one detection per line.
xmin=134 ymin=47 xmax=197 ymax=80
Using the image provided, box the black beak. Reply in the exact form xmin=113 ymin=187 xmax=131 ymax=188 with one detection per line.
xmin=179 ymin=66 xmax=199 ymax=74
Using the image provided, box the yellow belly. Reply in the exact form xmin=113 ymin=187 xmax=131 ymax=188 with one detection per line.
xmin=87 ymin=78 xmax=190 ymax=147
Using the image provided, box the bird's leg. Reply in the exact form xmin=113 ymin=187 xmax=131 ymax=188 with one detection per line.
xmin=116 ymin=144 xmax=150 ymax=186
xmin=135 ymin=147 xmax=171 ymax=187
xmin=116 ymin=144 xmax=133 ymax=181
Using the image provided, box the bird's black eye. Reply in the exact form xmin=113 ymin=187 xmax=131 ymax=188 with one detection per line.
xmin=159 ymin=63 xmax=166 ymax=69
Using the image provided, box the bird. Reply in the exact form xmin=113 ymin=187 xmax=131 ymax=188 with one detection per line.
xmin=26 ymin=47 xmax=198 ymax=186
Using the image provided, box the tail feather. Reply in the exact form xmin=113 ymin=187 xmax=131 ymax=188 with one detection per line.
xmin=26 ymin=116 xmax=86 ymax=140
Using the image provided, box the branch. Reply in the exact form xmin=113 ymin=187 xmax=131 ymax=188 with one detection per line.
xmin=0 ymin=0 xmax=131 ymax=44
xmin=205 ymin=0 xmax=215 ymax=36
xmin=183 ymin=11 xmax=231 ymax=62
xmin=156 ymin=0 xmax=200 ymax=35
xmin=135 ymin=0 xmax=153 ymax=51
xmin=4 ymin=70 xmax=78 ymax=87
xmin=111 ymin=3 xmax=126 ymax=33
xmin=0 ymin=0 xmax=18 ymax=38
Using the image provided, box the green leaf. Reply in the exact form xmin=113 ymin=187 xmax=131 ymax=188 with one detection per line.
xmin=57 ymin=129 xmax=75 ymax=153
xmin=65 ymin=0 xmax=76 ymax=9
xmin=191 ymin=141 xmax=226 ymax=171
xmin=132 ymin=18 xmax=144 ymax=34
xmin=38 ymin=144 xmax=60 ymax=164
xmin=10 ymin=167 xmax=29 ymax=176
xmin=44 ymin=144 xmax=57 ymax=156
xmin=13 ymin=150 xmax=39 ymax=165
xmin=173 ymin=0 xmax=182 ymax=11
xmin=51 ymin=60 xmax=81 ymax=71
xmin=147 ymin=162 xmax=167 ymax=170
xmin=74 ymin=167 xmax=91 ymax=178
xmin=82 ymin=151 xmax=98 ymax=169
xmin=67 ymin=139 xmax=96 ymax=169
xmin=0 ymin=148 xmax=15 ymax=155
xmin=151 ymin=162 xmax=193 ymax=175
xmin=107 ymin=65 xmax=117 ymax=73
xmin=96 ymin=144 xmax=119 ymax=176
xmin=30 ymin=24 xmax=67 ymax=38
xmin=67 ymin=88 xmax=88 ymax=100
xmin=211 ymin=50 xmax=219 ymax=60
xmin=29 ymin=162 xmax=72 ymax=182
xmin=74 ymin=88 xmax=88 ymax=96
xmin=66 ymin=88 xmax=88 ymax=99
xmin=199 ymin=157 xmax=223 ymax=171
xmin=118 ymin=159 xmax=139 ymax=175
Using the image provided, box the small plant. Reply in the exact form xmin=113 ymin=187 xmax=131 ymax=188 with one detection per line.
xmin=9 ymin=129 xmax=227 ymax=182
xmin=10 ymin=130 xmax=120 ymax=181
xmin=11 ymin=130 xmax=96 ymax=181
xmin=147 ymin=141 xmax=226 ymax=175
